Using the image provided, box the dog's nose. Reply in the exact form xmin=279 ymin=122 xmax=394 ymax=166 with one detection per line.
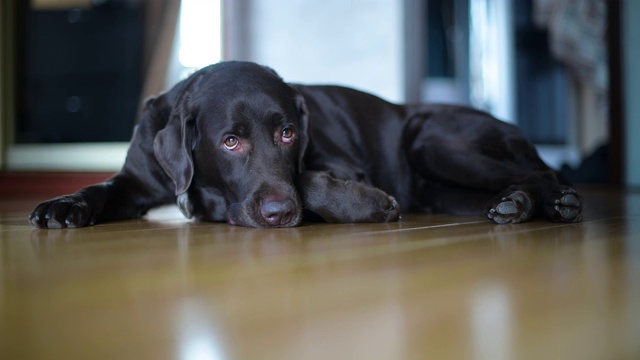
xmin=260 ymin=199 xmax=296 ymax=226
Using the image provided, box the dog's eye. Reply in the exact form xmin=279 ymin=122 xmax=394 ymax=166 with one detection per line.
xmin=223 ymin=136 xmax=239 ymax=150
xmin=281 ymin=128 xmax=295 ymax=143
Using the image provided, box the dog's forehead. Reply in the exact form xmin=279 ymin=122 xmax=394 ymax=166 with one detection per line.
xmin=202 ymin=63 xmax=288 ymax=93
xmin=194 ymin=68 xmax=294 ymax=110
xmin=193 ymin=70 xmax=296 ymax=121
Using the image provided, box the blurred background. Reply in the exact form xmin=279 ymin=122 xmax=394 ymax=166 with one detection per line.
xmin=0 ymin=0 xmax=638 ymax=188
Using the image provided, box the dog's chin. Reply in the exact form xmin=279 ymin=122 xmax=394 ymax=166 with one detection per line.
xmin=227 ymin=203 xmax=303 ymax=228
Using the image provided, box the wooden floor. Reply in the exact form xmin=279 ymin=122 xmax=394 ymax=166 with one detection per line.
xmin=1 ymin=187 xmax=639 ymax=360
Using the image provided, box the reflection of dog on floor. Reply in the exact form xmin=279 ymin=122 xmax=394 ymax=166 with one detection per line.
xmin=30 ymin=61 xmax=582 ymax=228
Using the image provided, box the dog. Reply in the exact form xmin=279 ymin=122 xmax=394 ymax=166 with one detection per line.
xmin=29 ymin=61 xmax=582 ymax=229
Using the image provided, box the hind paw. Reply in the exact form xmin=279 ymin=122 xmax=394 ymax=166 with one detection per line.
xmin=546 ymin=187 xmax=582 ymax=223
xmin=486 ymin=190 xmax=533 ymax=224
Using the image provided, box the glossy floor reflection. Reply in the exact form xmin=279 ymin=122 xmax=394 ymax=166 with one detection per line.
xmin=1 ymin=188 xmax=639 ymax=359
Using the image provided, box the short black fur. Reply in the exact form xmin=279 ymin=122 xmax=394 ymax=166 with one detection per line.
xmin=30 ymin=61 xmax=582 ymax=228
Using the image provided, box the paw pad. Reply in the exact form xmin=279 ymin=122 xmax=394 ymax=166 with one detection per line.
xmin=547 ymin=188 xmax=582 ymax=222
xmin=486 ymin=190 xmax=533 ymax=224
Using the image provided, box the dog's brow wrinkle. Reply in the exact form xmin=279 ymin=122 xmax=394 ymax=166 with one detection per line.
xmin=237 ymin=105 xmax=259 ymax=123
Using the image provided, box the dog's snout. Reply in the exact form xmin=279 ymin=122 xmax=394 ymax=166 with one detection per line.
xmin=260 ymin=198 xmax=296 ymax=226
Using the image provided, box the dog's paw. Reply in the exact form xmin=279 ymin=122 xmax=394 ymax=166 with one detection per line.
xmin=379 ymin=195 xmax=401 ymax=222
xmin=545 ymin=187 xmax=582 ymax=223
xmin=354 ymin=186 xmax=401 ymax=223
xmin=486 ymin=190 xmax=533 ymax=224
xmin=29 ymin=195 xmax=96 ymax=229
xmin=298 ymin=171 xmax=401 ymax=223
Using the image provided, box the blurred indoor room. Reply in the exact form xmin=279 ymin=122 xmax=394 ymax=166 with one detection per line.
xmin=1 ymin=1 xmax=639 ymax=359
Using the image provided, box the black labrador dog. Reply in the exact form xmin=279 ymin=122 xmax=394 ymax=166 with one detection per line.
xmin=30 ymin=61 xmax=582 ymax=229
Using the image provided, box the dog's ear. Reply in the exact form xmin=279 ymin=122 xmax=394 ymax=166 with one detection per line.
xmin=153 ymin=92 xmax=197 ymax=195
xmin=294 ymin=89 xmax=309 ymax=173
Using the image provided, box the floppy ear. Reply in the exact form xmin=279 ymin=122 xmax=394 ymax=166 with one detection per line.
xmin=294 ymin=90 xmax=309 ymax=173
xmin=153 ymin=93 xmax=197 ymax=195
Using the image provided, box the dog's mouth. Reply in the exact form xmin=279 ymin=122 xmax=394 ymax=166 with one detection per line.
xmin=228 ymin=196 xmax=302 ymax=228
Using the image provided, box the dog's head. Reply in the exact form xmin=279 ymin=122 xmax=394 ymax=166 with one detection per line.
xmin=148 ymin=61 xmax=308 ymax=227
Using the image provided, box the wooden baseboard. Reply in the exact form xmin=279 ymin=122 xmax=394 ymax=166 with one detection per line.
xmin=0 ymin=172 xmax=114 ymax=198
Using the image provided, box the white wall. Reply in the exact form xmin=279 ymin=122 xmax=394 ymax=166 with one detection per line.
xmin=624 ymin=0 xmax=640 ymax=187
xmin=232 ymin=0 xmax=405 ymax=103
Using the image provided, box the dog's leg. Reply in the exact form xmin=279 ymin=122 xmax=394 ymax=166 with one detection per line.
xmin=296 ymin=171 xmax=400 ymax=223
xmin=29 ymin=173 xmax=171 ymax=229
xmin=414 ymin=147 xmax=582 ymax=224
xmin=405 ymin=111 xmax=582 ymax=223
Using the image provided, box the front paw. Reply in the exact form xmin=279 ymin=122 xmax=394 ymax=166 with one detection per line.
xmin=298 ymin=171 xmax=401 ymax=223
xmin=376 ymin=195 xmax=401 ymax=222
xmin=29 ymin=195 xmax=96 ymax=229
xmin=329 ymin=184 xmax=401 ymax=223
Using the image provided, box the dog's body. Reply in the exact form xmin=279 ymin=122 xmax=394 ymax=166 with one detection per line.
xmin=30 ymin=61 xmax=582 ymax=228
